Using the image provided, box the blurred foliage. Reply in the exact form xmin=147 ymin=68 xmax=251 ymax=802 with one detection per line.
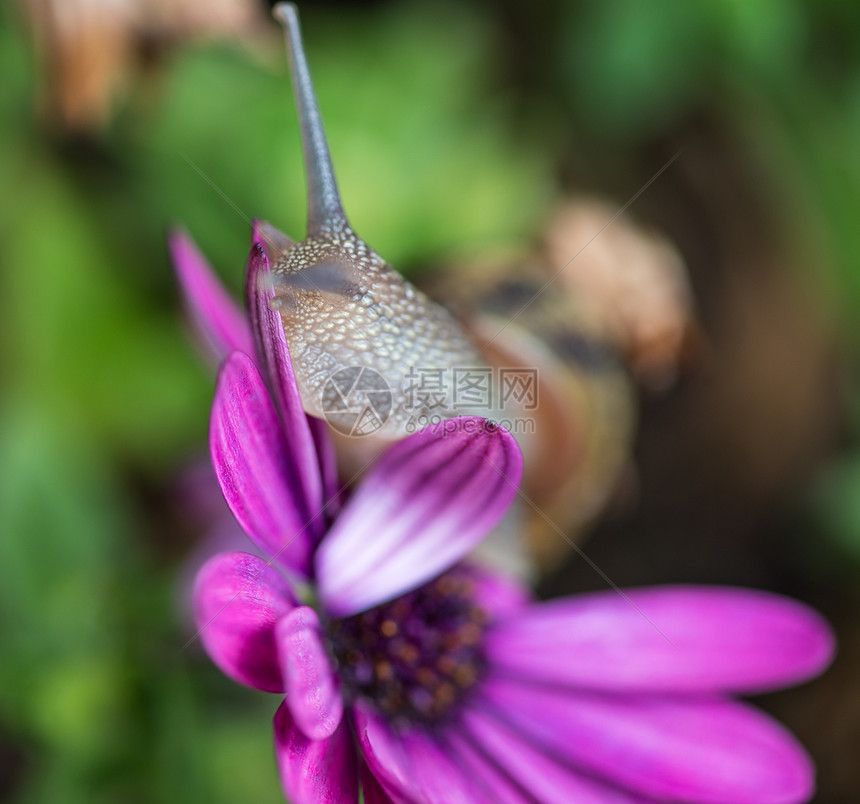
xmin=560 ymin=0 xmax=860 ymax=323
xmin=0 ymin=0 xmax=859 ymax=802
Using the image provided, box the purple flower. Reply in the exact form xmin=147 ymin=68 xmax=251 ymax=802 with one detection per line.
xmin=169 ymin=221 xmax=341 ymax=510
xmin=171 ymin=227 xmax=834 ymax=803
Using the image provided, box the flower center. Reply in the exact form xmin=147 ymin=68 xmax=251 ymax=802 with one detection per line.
xmin=327 ymin=568 xmax=487 ymax=726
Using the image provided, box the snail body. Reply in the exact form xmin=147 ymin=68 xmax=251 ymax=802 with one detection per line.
xmin=264 ymin=4 xmax=692 ymax=570
xmin=267 ymin=4 xmax=501 ymax=451
xmin=268 ymin=223 xmax=490 ymax=438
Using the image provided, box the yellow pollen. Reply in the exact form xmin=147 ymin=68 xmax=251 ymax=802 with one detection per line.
xmin=434 ymin=682 xmax=456 ymax=707
xmin=471 ymin=607 xmax=488 ymax=625
xmin=453 ymin=665 xmax=477 ymax=687
xmin=375 ymin=660 xmax=393 ymax=681
xmin=328 ymin=568 xmax=489 ymax=725
xmin=397 ymin=643 xmax=420 ymax=663
xmin=459 ymin=622 xmax=483 ymax=646
xmin=416 ymin=667 xmax=437 ymax=687
xmin=436 ymin=655 xmax=457 ymax=674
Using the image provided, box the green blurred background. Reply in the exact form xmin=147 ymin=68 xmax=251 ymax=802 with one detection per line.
xmin=1 ymin=0 xmax=859 ymax=801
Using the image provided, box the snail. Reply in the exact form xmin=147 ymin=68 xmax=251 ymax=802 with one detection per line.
xmin=253 ymin=4 xmax=694 ymax=573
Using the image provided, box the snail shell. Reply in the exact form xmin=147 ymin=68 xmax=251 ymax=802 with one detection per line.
xmin=426 ymin=197 xmax=697 ymax=568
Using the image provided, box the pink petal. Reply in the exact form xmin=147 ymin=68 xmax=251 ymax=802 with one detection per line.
xmin=450 ymin=705 xmax=654 ymax=804
xmin=316 ymin=418 xmax=523 ymax=616
xmin=274 ymin=703 xmax=358 ymax=804
xmin=210 ymin=352 xmax=322 ymax=576
xmin=245 ymin=239 xmax=327 ymax=526
xmin=466 ymin=563 xmax=531 ymax=619
xmin=252 ymin=218 xmax=294 ymax=261
xmin=485 ymin=586 xmax=834 ymax=694
xmin=438 ymin=724 xmax=544 ymax=804
xmin=247 ymin=222 xmax=342 ymax=515
xmin=308 ymin=413 xmax=342 ymax=516
xmin=355 ymin=706 xmax=488 ymax=803
xmin=192 ymin=551 xmax=295 ymax=693
xmin=480 ymin=677 xmax=816 ymax=804
xmin=352 ymin=706 xmax=413 ymax=801
xmin=360 ymin=763 xmax=397 ymax=804
xmin=168 ymin=228 xmax=254 ymax=360
xmin=277 ymin=606 xmax=343 ymax=741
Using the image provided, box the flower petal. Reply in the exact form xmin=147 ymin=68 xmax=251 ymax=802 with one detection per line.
xmin=316 ymin=418 xmax=523 ymax=616
xmin=360 ymin=763 xmax=397 ymax=804
xmin=252 ymin=218 xmax=294 ymax=261
xmin=192 ymin=551 xmax=295 ymax=693
xmin=426 ymin=734 xmax=531 ymax=804
xmin=450 ymin=705 xmax=655 ymax=804
xmin=210 ymin=352 xmax=322 ymax=575
xmin=245 ymin=238 xmax=328 ymax=525
xmin=485 ymin=585 xmax=834 ymax=694
xmin=355 ymin=706 xmax=488 ymax=803
xmin=480 ymin=677 xmax=815 ymax=804
xmin=168 ymin=228 xmax=254 ymax=360
xmin=274 ymin=702 xmax=358 ymax=804
xmin=277 ymin=606 xmax=343 ymax=741
xmin=308 ymin=413 xmax=342 ymax=515
xmin=466 ymin=563 xmax=531 ymax=620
